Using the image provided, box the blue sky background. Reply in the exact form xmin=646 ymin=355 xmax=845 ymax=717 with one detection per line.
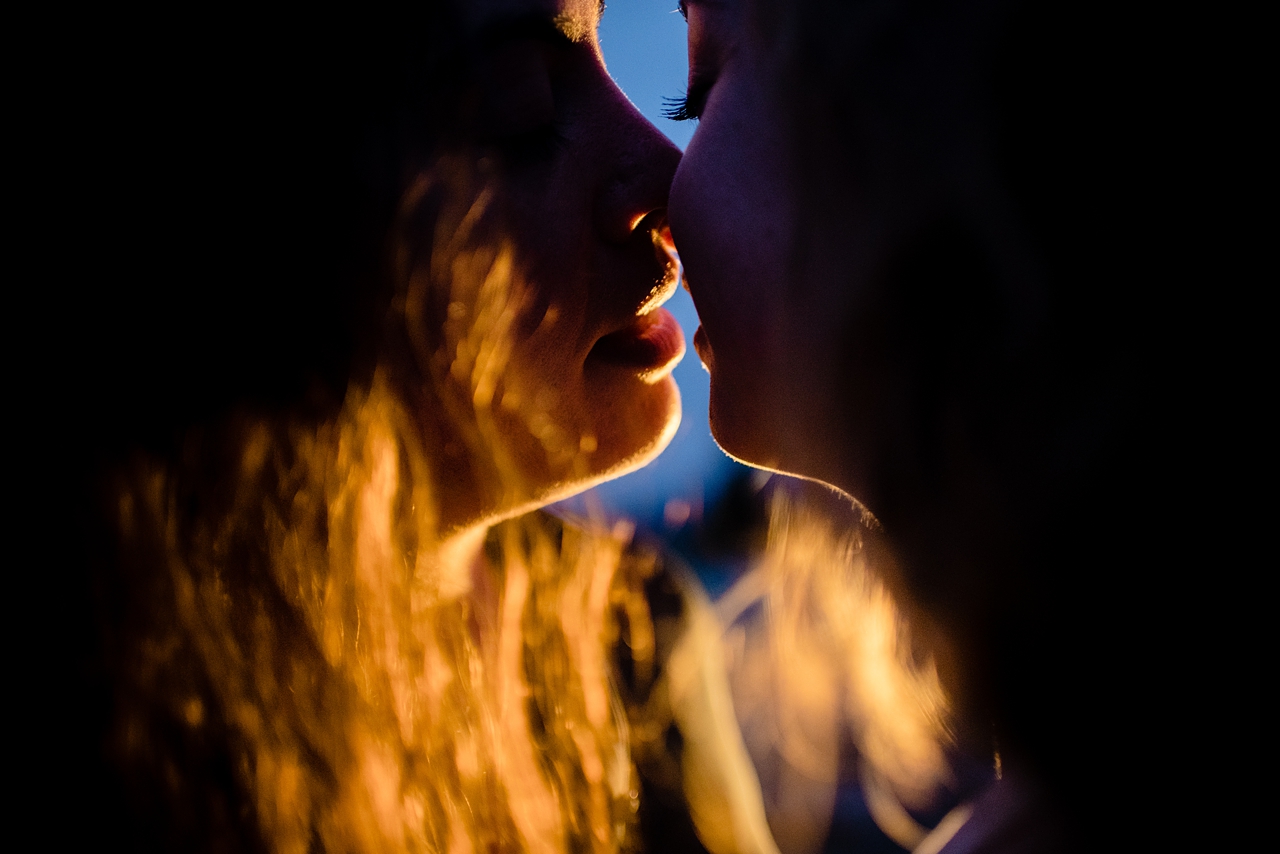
xmin=599 ymin=2 xmax=697 ymax=152
xmin=555 ymin=3 xmax=749 ymax=530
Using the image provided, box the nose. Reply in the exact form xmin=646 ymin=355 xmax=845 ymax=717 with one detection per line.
xmin=593 ymin=80 xmax=683 ymax=244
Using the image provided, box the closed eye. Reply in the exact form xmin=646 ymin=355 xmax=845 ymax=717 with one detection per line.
xmin=669 ymin=1 xmax=717 ymax=121
xmin=661 ymin=76 xmax=711 ymax=122
xmin=661 ymin=93 xmax=694 ymax=122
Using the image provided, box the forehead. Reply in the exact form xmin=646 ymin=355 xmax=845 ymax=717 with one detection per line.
xmin=461 ymin=0 xmax=603 ymax=40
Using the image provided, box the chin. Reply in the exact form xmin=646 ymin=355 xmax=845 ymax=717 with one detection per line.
xmin=586 ymin=373 xmax=683 ymax=483
xmin=705 ymin=374 xmax=787 ymax=475
xmin=486 ymin=373 xmax=682 ymax=523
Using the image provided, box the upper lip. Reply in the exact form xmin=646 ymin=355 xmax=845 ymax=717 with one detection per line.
xmin=580 ymin=213 xmax=683 ymax=364
xmin=657 ymin=223 xmax=676 ymax=257
xmin=636 ymin=265 xmax=680 ymax=318
xmin=600 ymin=215 xmax=681 ymax=337
xmin=638 ymin=219 xmax=681 ymax=314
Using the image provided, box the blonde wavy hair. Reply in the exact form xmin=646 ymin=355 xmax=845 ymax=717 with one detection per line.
xmin=102 ymin=158 xmax=660 ymax=854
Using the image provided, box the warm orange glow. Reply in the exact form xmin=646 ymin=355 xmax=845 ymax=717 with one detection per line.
xmin=105 ymin=156 xmax=947 ymax=853
xmin=653 ymin=490 xmax=955 ymax=854
xmin=106 ymin=157 xmax=664 ymax=853
xmin=113 ymin=392 xmax=651 ymax=851
xmin=763 ymin=494 xmax=951 ymax=800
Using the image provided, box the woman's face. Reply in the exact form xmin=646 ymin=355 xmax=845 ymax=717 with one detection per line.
xmin=667 ymin=0 xmax=841 ymax=481
xmin=411 ymin=0 xmax=686 ymax=528
xmin=668 ymin=0 xmax=938 ymax=509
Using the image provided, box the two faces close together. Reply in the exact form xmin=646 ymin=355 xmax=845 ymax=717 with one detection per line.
xmin=62 ymin=0 xmax=1144 ymax=850
xmin=414 ymin=0 xmax=1097 ymax=841
xmin=445 ymin=1 xmax=1126 ymax=847
xmin=437 ymin=0 xmax=972 ymax=525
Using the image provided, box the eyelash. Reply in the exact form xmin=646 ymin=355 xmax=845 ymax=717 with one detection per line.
xmin=667 ymin=3 xmax=705 ymax=122
xmin=661 ymin=93 xmax=696 ymax=122
xmin=661 ymin=78 xmax=710 ymax=122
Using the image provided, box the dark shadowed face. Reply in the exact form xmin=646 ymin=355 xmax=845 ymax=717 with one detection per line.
xmin=410 ymin=0 xmax=686 ymax=527
xmin=668 ymin=0 xmax=1001 ymax=516
xmin=668 ymin=0 xmax=852 ymax=483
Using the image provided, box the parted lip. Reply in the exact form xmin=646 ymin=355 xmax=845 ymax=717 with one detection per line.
xmin=635 ymin=263 xmax=681 ymax=317
xmin=589 ymin=306 xmax=685 ymax=374
xmin=637 ymin=220 xmax=681 ymax=315
xmin=585 ymin=216 xmax=685 ymax=374
xmin=596 ymin=217 xmax=681 ymax=334
xmin=591 ymin=218 xmax=686 ymax=366
xmin=693 ymin=324 xmax=712 ymax=373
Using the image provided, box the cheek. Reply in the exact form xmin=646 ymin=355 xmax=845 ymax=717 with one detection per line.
xmin=670 ymin=107 xmax=794 ymax=355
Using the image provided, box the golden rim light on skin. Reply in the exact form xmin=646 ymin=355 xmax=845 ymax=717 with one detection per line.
xmin=391 ymin=24 xmax=686 ymax=532
xmin=99 ymin=2 xmax=956 ymax=851
xmin=417 ymin=0 xmax=689 ymax=536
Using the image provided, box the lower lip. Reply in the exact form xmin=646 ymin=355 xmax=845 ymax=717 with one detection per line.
xmin=590 ymin=308 xmax=685 ymax=375
xmin=693 ymin=325 xmax=713 ymax=372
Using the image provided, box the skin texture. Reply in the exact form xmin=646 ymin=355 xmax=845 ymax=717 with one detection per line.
xmin=668 ymin=0 xmax=1028 ymax=767
xmin=670 ymin=0 xmax=1014 ymax=533
xmin=414 ymin=0 xmax=687 ymax=536
xmin=670 ymin=6 xmax=1172 ymax=846
xmin=667 ymin=0 xmax=787 ymax=474
xmin=50 ymin=6 xmax=697 ymax=852
xmin=669 ymin=0 xmax=870 ymax=496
